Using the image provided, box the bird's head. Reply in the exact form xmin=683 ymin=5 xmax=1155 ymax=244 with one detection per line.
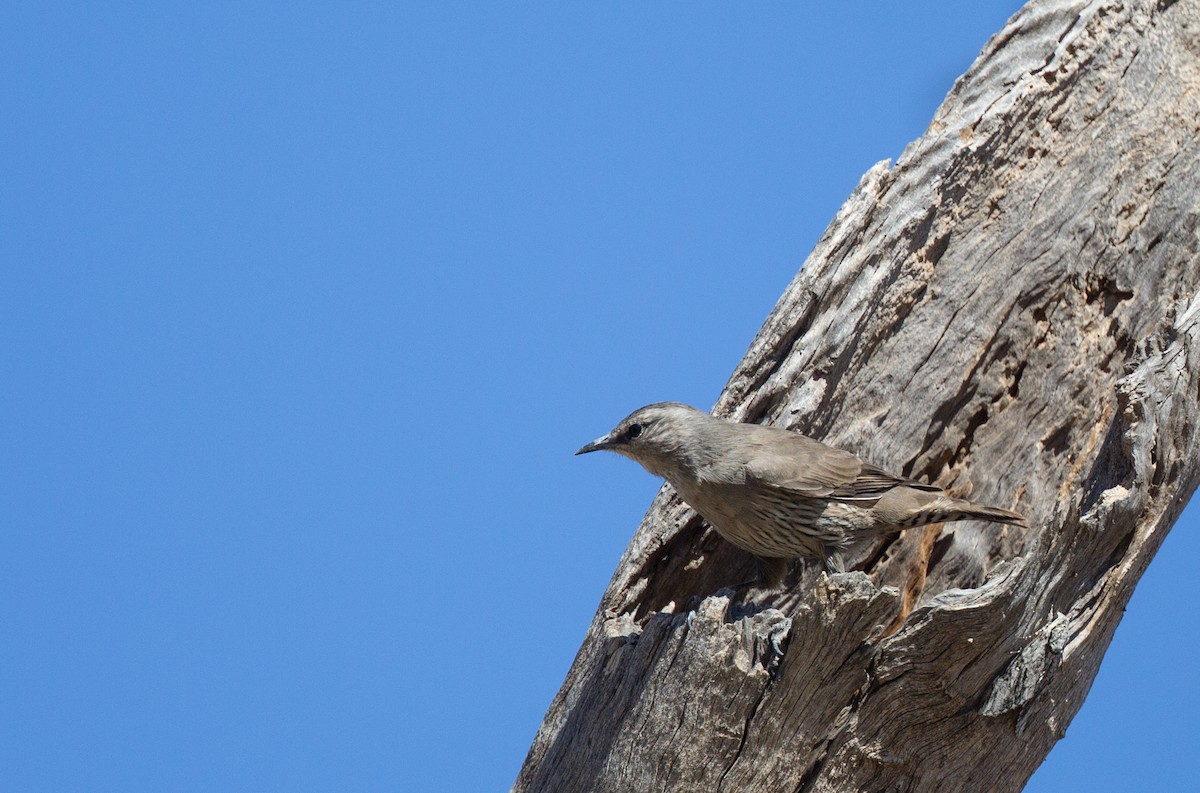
xmin=575 ymin=402 xmax=709 ymax=479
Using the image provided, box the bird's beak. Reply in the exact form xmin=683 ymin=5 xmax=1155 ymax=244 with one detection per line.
xmin=575 ymin=433 xmax=613 ymax=455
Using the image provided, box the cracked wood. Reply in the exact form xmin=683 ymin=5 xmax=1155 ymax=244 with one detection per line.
xmin=516 ymin=1 xmax=1200 ymax=790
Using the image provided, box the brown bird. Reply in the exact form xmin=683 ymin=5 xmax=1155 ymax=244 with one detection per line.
xmin=576 ymin=402 xmax=1024 ymax=587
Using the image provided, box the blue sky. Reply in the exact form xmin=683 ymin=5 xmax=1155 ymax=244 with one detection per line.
xmin=3 ymin=3 xmax=1196 ymax=791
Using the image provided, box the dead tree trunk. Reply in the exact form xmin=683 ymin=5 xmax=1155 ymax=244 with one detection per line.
xmin=516 ymin=1 xmax=1200 ymax=790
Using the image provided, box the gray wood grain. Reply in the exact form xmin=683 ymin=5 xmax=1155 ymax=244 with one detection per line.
xmin=517 ymin=1 xmax=1200 ymax=789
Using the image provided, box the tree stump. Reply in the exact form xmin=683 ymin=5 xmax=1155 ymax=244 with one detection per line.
xmin=516 ymin=1 xmax=1200 ymax=789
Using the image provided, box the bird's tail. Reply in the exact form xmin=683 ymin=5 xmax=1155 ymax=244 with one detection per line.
xmin=873 ymin=487 xmax=1027 ymax=531
xmin=922 ymin=498 xmax=1026 ymax=528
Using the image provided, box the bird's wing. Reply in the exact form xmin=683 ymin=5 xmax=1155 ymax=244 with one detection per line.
xmin=841 ymin=462 xmax=942 ymax=500
xmin=741 ymin=427 xmax=939 ymax=502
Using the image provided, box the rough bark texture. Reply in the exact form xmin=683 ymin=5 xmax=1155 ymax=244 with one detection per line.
xmin=517 ymin=1 xmax=1200 ymax=790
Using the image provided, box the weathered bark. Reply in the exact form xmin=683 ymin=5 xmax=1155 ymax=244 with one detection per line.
xmin=517 ymin=1 xmax=1200 ymax=790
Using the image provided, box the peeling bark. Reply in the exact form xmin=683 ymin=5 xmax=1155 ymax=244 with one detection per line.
xmin=516 ymin=1 xmax=1200 ymax=790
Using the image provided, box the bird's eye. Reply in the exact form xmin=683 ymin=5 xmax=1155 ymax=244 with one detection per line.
xmin=626 ymin=423 xmax=643 ymax=439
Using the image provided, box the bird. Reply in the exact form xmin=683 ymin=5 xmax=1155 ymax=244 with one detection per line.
xmin=576 ymin=402 xmax=1025 ymax=587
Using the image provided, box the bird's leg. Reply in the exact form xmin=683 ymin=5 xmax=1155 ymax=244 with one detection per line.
xmin=822 ymin=550 xmax=848 ymax=575
xmin=756 ymin=556 xmax=790 ymax=589
xmin=715 ymin=557 xmax=791 ymax=619
xmin=719 ymin=556 xmax=789 ymax=596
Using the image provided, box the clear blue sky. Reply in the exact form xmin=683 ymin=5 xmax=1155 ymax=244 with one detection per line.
xmin=3 ymin=3 xmax=1196 ymax=791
